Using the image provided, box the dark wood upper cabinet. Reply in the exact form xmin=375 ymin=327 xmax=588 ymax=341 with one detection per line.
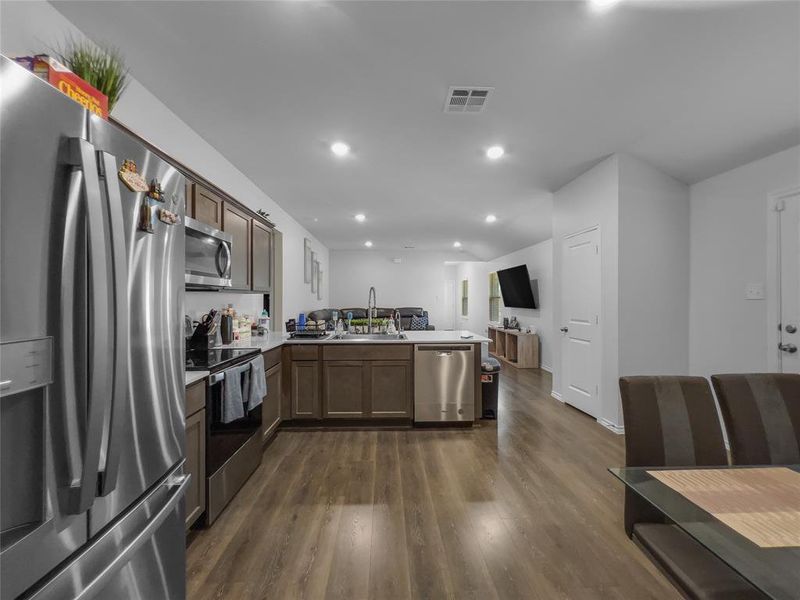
xmin=222 ymin=202 xmax=251 ymax=290
xmin=369 ymin=361 xmax=412 ymax=418
xmin=187 ymin=185 xmax=276 ymax=294
xmin=251 ymin=219 xmax=273 ymax=292
xmin=190 ymin=183 xmax=223 ymax=229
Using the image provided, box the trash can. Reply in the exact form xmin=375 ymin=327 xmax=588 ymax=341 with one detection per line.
xmin=481 ymin=356 xmax=501 ymax=419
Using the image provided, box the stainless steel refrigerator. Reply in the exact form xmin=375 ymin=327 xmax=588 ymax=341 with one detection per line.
xmin=0 ymin=55 xmax=188 ymax=599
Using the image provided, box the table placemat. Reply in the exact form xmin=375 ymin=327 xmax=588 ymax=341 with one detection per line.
xmin=646 ymin=467 xmax=800 ymax=548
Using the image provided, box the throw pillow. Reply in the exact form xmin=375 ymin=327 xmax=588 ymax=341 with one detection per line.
xmin=409 ymin=314 xmax=428 ymax=330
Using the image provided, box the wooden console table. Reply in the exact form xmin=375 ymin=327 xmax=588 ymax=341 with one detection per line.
xmin=487 ymin=325 xmax=539 ymax=369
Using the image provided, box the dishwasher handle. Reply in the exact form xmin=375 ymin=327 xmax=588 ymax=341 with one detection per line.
xmin=415 ymin=345 xmax=473 ymax=353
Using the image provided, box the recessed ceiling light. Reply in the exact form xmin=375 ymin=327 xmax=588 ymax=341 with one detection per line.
xmin=331 ymin=141 xmax=350 ymax=156
xmin=364 ymin=240 xmax=373 ymax=248
xmin=486 ymin=145 xmax=504 ymax=160
xmin=485 ymin=214 xmax=497 ymax=223
xmin=590 ymin=0 xmax=621 ymax=10
xmin=453 ymin=241 xmax=462 ymax=248
xmin=354 ymin=213 xmax=366 ymax=222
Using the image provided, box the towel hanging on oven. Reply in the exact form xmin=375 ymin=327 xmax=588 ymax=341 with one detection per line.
xmin=221 ymin=362 xmax=251 ymax=423
xmin=247 ymin=354 xmax=267 ymax=411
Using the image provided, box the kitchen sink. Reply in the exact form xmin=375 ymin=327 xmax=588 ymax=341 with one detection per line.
xmin=330 ymin=333 xmax=408 ymax=341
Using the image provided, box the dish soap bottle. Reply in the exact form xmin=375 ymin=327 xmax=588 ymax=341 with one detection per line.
xmin=258 ymin=309 xmax=270 ymax=336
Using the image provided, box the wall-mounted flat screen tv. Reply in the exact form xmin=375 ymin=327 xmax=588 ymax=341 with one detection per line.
xmin=497 ymin=264 xmax=537 ymax=309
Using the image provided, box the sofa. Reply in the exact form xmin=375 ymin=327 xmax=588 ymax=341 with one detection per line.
xmin=307 ymin=306 xmax=434 ymax=330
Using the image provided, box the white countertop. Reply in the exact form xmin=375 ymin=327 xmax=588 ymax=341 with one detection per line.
xmin=284 ymin=330 xmax=490 ymax=344
xmin=185 ymin=370 xmax=209 ymax=386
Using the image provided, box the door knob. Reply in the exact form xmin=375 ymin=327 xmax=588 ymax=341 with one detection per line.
xmin=560 ymin=327 xmax=569 ymax=333
xmin=779 ymin=343 xmax=798 ymax=354
xmin=785 ymin=324 xmax=798 ymax=334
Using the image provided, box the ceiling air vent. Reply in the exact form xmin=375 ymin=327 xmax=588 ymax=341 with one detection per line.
xmin=444 ymin=86 xmax=494 ymax=113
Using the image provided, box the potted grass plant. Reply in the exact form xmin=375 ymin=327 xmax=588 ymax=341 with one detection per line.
xmin=56 ymin=36 xmax=129 ymax=112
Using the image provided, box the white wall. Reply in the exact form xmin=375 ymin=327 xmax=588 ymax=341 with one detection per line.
xmin=329 ymin=250 xmax=454 ymax=327
xmin=552 ymin=154 xmax=691 ymax=431
xmin=553 ymin=155 xmax=621 ymax=426
xmin=618 ymin=153 xmax=691 ymax=378
xmin=0 ymin=1 xmax=329 ymax=329
xmin=689 ymin=145 xmax=800 ymax=377
xmin=454 ymin=240 xmax=554 ymax=371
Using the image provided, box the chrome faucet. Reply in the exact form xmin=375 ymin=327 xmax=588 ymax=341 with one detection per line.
xmin=367 ymin=286 xmax=377 ymax=334
xmin=395 ymin=309 xmax=403 ymax=333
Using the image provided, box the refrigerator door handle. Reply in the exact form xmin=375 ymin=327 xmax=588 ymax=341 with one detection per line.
xmin=96 ymin=151 xmax=129 ymax=497
xmin=60 ymin=167 xmax=88 ymax=494
xmin=66 ymin=138 xmax=114 ymax=514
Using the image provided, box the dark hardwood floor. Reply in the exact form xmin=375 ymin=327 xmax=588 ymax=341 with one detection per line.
xmin=187 ymin=367 xmax=678 ymax=599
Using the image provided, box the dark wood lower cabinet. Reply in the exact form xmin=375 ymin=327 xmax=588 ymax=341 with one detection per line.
xmin=291 ymin=360 xmax=320 ymax=419
xmin=184 ymin=407 xmax=206 ymax=530
xmin=287 ymin=345 xmax=412 ymax=423
xmin=369 ymin=360 xmax=412 ymax=418
xmin=323 ymin=361 xmax=367 ymax=418
xmin=286 ymin=346 xmax=413 ymax=422
xmin=262 ymin=363 xmax=282 ymax=442
xmin=321 ymin=359 xmax=412 ymax=419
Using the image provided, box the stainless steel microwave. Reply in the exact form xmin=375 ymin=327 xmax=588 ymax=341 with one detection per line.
xmin=185 ymin=217 xmax=233 ymax=289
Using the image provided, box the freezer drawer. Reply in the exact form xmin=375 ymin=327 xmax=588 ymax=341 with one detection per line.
xmin=414 ymin=345 xmax=474 ymax=422
xmin=26 ymin=464 xmax=189 ymax=600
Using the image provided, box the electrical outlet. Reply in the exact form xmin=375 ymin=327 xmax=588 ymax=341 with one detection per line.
xmin=745 ymin=282 xmax=765 ymax=300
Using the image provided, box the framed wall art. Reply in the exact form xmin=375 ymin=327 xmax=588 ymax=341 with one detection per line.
xmin=311 ymin=258 xmax=319 ymax=294
xmin=304 ymin=238 xmax=312 ymax=283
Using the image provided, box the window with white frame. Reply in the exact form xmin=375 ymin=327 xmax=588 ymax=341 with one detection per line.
xmin=489 ymin=272 xmax=503 ymax=322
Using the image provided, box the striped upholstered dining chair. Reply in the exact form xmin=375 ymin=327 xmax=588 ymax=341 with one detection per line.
xmin=618 ymin=376 xmax=762 ymax=600
xmin=711 ymin=373 xmax=800 ymax=466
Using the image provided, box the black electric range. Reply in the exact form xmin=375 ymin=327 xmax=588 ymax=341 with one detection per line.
xmin=185 ymin=347 xmax=260 ymax=372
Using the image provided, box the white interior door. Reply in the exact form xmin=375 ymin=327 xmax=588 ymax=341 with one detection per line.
xmin=561 ymin=228 xmax=601 ymax=418
xmin=443 ymin=280 xmax=456 ymax=330
xmin=779 ymin=192 xmax=800 ymax=373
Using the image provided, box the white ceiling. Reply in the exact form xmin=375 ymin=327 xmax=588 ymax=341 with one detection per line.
xmin=55 ymin=0 xmax=799 ymax=260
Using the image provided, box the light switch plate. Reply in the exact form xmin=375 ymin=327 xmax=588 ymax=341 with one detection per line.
xmin=745 ymin=282 xmax=765 ymax=300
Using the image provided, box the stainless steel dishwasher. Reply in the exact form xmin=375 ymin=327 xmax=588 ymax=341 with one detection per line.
xmin=414 ymin=345 xmax=475 ymax=422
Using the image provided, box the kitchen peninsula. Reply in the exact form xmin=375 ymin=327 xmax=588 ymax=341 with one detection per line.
xmin=199 ymin=329 xmax=490 ymax=425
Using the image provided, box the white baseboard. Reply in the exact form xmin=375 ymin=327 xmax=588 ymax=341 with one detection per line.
xmin=540 ymin=363 xmax=552 ymax=373
xmin=550 ymin=390 xmax=563 ymax=402
xmin=598 ymin=418 xmax=625 ymax=435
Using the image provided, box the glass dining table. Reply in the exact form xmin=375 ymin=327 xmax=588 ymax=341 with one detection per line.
xmin=609 ymin=465 xmax=800 ymax=600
